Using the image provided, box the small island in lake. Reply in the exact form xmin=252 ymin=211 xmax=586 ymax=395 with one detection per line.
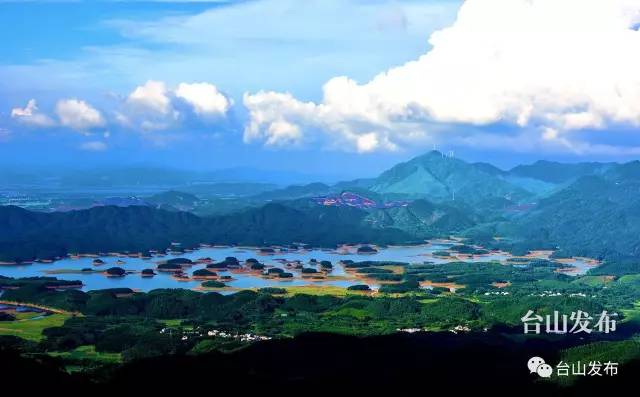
xmin=104 ymin=267 xmax=126 ymax=277
xmin=357 ymin=245 xmax=378 ymax=254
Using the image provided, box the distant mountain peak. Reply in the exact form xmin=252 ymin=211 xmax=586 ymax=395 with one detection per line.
xmin=368 ymin=151 xmax=530 ymax=205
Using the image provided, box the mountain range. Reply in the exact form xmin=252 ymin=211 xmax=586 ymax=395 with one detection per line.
xmin=253 ymin=151 xmax=617 ymax=206
xmin=1 ymin=151 xmax=639 ymax=274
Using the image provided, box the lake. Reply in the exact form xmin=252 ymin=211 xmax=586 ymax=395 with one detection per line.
xmin=0 ymin=243 xmax=596 ymax=292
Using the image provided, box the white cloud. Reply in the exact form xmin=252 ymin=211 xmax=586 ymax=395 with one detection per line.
xmin=126 ymin=80 xmax=172 ymax=115
xmin=55 ymin=99 xmax=105 ymax=131
xmin=10 ymin=99 xmax=55 ymax=127
xmin=244 ymin=0 xmax=640 ymax=152
xmin=120 ymin=80 xmax=230 ymax=131
xmin=7 ymin=80 xmax=231 ymax=135
xmin=175 ymin=82 xmax=230 ymax=116
xmin=120 ymin=80 xmax=177 ymax=132
xmin=243 ymin=91 xmax=313 ymax=145
xmin=356 ymin=133 xmax=381 ymax=153
xmin=11 ymin=99 xmax=37 ymax=118
xmin=79 ymin=141 xmax=108 ymax=151
xmin=264 ymin=120 xmax=301 ymax=146
xmin=243 ymin=89 xmax=401 ymax=151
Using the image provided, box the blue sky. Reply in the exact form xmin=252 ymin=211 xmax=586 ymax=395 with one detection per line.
xmin=2 ymin=0 xmax=640 ymax=178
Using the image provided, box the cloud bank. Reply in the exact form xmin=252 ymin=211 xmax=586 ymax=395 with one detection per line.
xmin=10 ymin=80 xmax=231 ymax=136
xmin=243 ymin=0 xmax=640 ymax=152
xmin=6 ymin=0 xmax=640 ymax=156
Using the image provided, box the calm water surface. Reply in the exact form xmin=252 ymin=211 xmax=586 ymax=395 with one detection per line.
xmin=0 ymin=244 xmax=594 ymax=292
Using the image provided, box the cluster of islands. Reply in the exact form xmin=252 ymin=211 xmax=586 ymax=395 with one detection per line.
xmin=0 ymin=240 xmax=599 ymax=295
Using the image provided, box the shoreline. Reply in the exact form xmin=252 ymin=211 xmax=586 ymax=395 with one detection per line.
xmin=1 ymin=242 xmax=603 ymax=294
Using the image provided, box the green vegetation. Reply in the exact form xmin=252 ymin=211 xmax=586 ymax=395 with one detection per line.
xmin=561 ymin=339 xmax=640 ymax=367
xmin=105 ymin=267 xmax=125 ymax=276
xmin=555 ymin=339 xmax=640 ymax=385
xmin=474 ymin=168 xmax=640 ymax=272
xmin=193 ymin=269 xmax=216 ymax=277
xmin=369 ymin=151 xmax=531 ymax=205
xmin=347 ymin=284 xmax=371 ymax=291
xmin=452 ymin=245 xmax=489 ymax=255
xmin=1 ymin=265 xmax=640 ymax=376
xmin=258 ymin=287 xmax=287 ymax=295
xmin=201 ymin=281 xmax=226 ymax=288
xmin=0 ymin=203 xmax=412 ymax=263
xmin=0 ymin=312 xmax=71 ymax=341
xmin=158 ymin=263 xmax=182 ymax=271
xmin=379 ymin=278 xmax=420 ymax=293
xmin=356 ymin=267 xmax=394 ymax=274
xmin=320 ymin=260 xmax=333 ymax=269
xmin=342 ymin=260 xmax=408 ymax=269
xmin=0 ymin=276 xmax=82 ymax=289
xmin=2 ymin=153 xmax=640 ymax=280
xmin=166 ymin=257 xmax=193 ymax=265
xmin=49 ymin=345 xmax=122 ymax=364
xmin=357 ymin=245 xmax=377 ymax=253
xmin=4 ymin=152 xmax=640 ymax=382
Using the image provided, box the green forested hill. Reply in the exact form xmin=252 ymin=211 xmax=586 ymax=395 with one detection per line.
xmin=0 ymin=203 xmax=412 ymax=262
xmin=364 ymin=199 xmax=477 ymax=237
xmin=205 ymin=202 xmax=411 ymax=246
xmin=3 ymin=154 xmax=640 ymax=271
xmin=0 ymin=205 xmax=206 ymax=261
xmin=493 ymin=172 xmax=640 ymax=269
xmin=368 ymin=151 xmax=532 ymax=205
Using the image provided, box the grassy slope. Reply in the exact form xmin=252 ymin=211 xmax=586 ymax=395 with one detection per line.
xmin=49 ymin=345 xmax=121 ymax=364
xmin=0 ymin=312 xmax=70 ymax=341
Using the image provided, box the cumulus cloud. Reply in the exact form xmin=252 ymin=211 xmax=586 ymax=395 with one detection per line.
xmin=11 ymin=99 xmax=55 ymax=127
xmin=55 ymin=99 xmax=105 ymax=131
xmin=175 ymin=82 xmax=230 ymax=116
xmin=243 ymin=91 xmax=311 ymax=146
xmin=12 ymin=98 xmax=105 ymax=132
xmin=126 ymin=80 xmax=173 ymax=115
xmin=118 ymin=80 xmax=231 ymax=131
xmin=7 ymin=80 xmax=231 ymax=136
xmin=243 ymin=0 xmax=640 ymax=152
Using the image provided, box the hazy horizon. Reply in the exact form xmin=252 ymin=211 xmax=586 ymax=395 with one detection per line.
xmin=0 ymin=148 xmax=633 ymax=186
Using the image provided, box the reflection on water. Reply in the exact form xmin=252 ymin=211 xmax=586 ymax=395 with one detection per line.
xmin=0 ymin=244 xmax=596 ymax=292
